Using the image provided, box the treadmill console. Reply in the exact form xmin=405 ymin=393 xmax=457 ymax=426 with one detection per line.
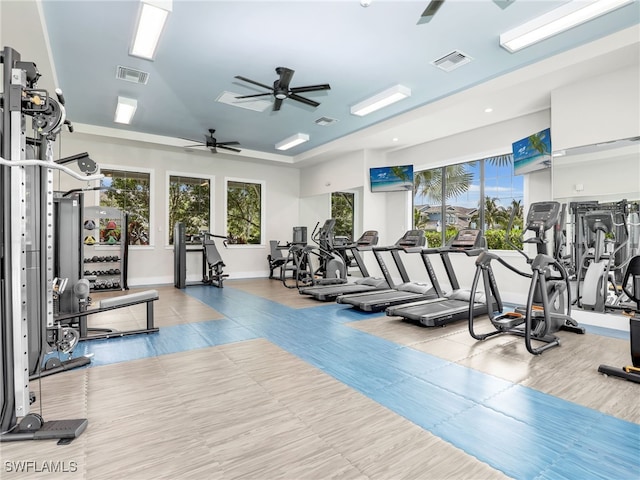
xmin=449 ymin=229 xmax=482 ymax=250
xmin=397 ymin=229 xmax=426 ymax=248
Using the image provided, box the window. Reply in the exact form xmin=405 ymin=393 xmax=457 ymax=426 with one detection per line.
xmin=168 ymin=174 xmax=212 ymax=244
xmin=100 ymin=169 xmax=150 ymax=245
xmin=331 ymin=192 xmax=355 ymax=241
xmin=414 ymin=155 xmax=523 ymax=250
xmin=226 ymin=179 xmax=263 ymax=245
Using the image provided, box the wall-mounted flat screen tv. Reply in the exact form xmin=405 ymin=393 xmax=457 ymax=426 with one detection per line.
xmin=512 ymin=128 xmax=552 ymax=176
xmin=369 ymin=165 xmax=414 ymax=192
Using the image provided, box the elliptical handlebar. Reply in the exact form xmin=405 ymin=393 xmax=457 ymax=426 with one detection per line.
xmin=505 ymin=204 xmax=531 ymax=264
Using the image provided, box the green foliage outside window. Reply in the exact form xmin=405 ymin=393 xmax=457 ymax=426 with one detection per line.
xmin=227 ymin=180 xmax=262 ymax=244
xmin=100 ymin=170 xmax=150 ymax=245
xmin=169 ymin=176 xmax=210 ymax=244
xmin=331 ymin=192 xmax=354 ymax=241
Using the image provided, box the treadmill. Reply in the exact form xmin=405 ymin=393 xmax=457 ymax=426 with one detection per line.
xmin=336 ymin=230 xmax=444 ymax=312
xmin=386 ymin=229 xmax=489 ymax=327
xmin=298 ymin=230 xmax=387 ymax=301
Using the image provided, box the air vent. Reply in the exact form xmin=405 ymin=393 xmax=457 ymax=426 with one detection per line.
xmin=116 ymin=66 xmax=150 ymax=85
xmin=431 ymin=50 xmax=473 ymax=72
xmin=314 ymin=116 xmax=338 ymax=126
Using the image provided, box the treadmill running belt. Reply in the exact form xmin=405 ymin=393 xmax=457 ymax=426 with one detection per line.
xmin=303 ymin=284 xmax=379 ymax=301
xmin=337 ymin=290 xmax=437 ymax=312
xmin=387 ymin=299 xmax=487 ymax=327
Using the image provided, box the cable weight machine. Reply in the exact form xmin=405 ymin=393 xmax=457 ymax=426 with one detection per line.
xmin=1 ymin=46 xmax=99 ymax=442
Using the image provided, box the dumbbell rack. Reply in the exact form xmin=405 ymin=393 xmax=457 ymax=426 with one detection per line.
xmin=83 ymin=206 xmax=129 ymax=292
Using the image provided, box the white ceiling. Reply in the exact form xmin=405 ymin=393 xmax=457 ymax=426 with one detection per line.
xmin=3 ymin=0 xmax=640 ymax=166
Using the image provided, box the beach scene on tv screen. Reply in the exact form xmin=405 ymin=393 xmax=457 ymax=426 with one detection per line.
xmin=370 ymin=165 xmax=414 ymax=192
xmin=512 ymin=128 xmax=552 ymax=175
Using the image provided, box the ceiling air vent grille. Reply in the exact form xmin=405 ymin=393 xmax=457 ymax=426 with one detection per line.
xmin=315 ymin=116 xmax=338 ymax=126
xmin=431 ymin=50 xmax=472 ymax=72
xmin=116 ymin=66 xmax=150 ymax=85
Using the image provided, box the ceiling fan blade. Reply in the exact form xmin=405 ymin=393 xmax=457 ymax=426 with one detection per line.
xmin=235 ymin=93 xmax=273 ymax=99
xmin=217 ymin=141 xmax=240 ymax=146
xmin=182 ymin=143 xmax=205 ymax=148
xmin=217 ymin=145 xmax=241 ymax=153
xmin=290 ymin=84 xmax=331 ymax=93
xmin=273 ymin=98 xmax=284 ymax=111
xmin=234 ymin=75 xmax=274 ymax=91
xmin=421 ymin=0 xmax=445 ymax=17
xmin=288 ymin=93 xmax=320 ymax=108
xmin=277 ymin=67 xmax=295 ymax=90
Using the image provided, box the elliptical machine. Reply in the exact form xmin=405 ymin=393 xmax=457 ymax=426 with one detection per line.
xmin=576 ymin=210 xmax=628 ymax=312
xmin=282 ymin=219 xmax=346 ymax=289
xmin=598 ymin=255 xmax=640 ymax=383
xmin=468 ymin=201 xmax=584 ymax=355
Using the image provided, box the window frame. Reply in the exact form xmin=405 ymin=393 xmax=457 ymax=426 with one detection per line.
xmin=165 ymin=171 xmax=215 ymax=247
xmin=224 ymin=176 xmax=266 ymax=248
xmin=413 ymin=153 xmax=523 ymax=251
xmin=96 ymin=164 xmax=154 ymax=249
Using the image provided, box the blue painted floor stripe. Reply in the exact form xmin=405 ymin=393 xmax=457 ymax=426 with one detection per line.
xmin=73 ymin=284 xmax=639 ymax=479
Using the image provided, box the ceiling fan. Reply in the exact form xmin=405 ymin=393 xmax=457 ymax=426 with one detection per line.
xmin=234 ymin=67 xmax=330 ymax=111
xmin=183 ymin=129 xmax=241 ymax=153
xmin=418 ymin=0 xmax=445 ymax=24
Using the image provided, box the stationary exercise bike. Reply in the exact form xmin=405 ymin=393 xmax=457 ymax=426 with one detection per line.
xmin=598 ymin=255 xmax=640 ymax=383
xmin=468 ymin=201 xmax=584 ymax=355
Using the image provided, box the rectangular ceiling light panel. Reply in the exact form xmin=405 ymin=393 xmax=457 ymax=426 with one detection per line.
xmin=115 ymin=96 xmax=138 ymax=124
xmin=350 ymin=85 xmax=411 ymax=117
xmin=500 ymin=0 xmax=633 ymax=52
xmin=275 ymin=133 xmax=309 ymax=151
xmin=130 ymin=0 xmax=172 ymax=60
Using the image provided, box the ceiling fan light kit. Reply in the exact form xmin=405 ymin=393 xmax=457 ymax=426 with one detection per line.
xmin=275 ymin=133 xmax=310 ymax=151
xmin=183 ymin=129 xmax=241 ymax=154
xmin=235 ymin=67 xmax=331 ymax=111
xmin=500 ymin=0 xmax=633 ymax=52
xmin=350 ymin=84 xmax=411 ymax=116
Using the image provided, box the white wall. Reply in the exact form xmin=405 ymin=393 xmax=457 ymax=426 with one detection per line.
xmin=389 ymin=110 xmax=551 ymax=171
xmin=553 ymin=144 xmax=640 ymax=203
xmin=551 ymin=65 xmax=640 ymax=151
xmin=57 ymin=132 xmax=300 ymax=286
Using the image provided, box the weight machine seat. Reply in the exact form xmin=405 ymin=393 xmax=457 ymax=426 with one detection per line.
xmin=98 ymin=289 xmax=159 ymax=308
xmin=204 ymin=240 xmax=225 ymax=269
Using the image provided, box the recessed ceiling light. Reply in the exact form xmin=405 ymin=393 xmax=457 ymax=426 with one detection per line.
xmin=275 ymin=133 xmax=309 ymax=151
xmin=350 ymin=85 xmax=411 ymax=116
xmin=130 ymin=0 xmax=172 ymax=60
xmin=484 ymin=107 xmax=493 ymax=113
xmin=392 ymin=137 xmax=399 ymax=142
